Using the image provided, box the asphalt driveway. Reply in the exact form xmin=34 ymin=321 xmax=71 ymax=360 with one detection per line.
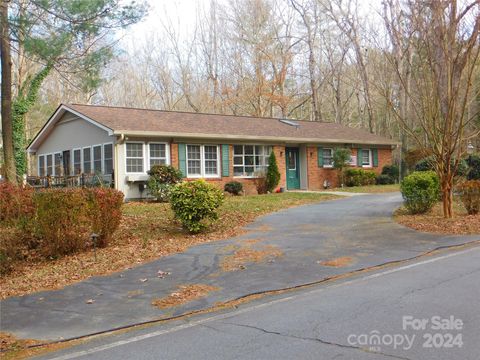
xmin=1 ymin=193 xmax=478 ymax=341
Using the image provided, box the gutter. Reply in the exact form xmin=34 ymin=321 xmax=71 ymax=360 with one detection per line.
xmin=114 ymin=130 xmax=400 ymax=147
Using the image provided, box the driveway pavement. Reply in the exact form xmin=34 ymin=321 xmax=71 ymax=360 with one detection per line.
xmin=1 ymin=193 xmax=478 ymax=341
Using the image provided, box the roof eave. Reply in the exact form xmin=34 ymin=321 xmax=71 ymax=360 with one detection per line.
xmin=113 ymin=130 xmax=399 ymax=146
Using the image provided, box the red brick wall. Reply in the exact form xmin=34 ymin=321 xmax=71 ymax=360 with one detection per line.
xmin=170 ymin=143 xmax=286 ymax=195
xmin=171 ymin=142 xmax=392 ymax=191
xmin=306 ymin=147 xmax=393 ymax=189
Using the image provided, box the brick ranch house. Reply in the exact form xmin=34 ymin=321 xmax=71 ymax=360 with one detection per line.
xmin=27 ymin=104 xmax=397 ymax=199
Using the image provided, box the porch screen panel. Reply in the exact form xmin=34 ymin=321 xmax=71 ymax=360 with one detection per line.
xmin=38 ymin=155 xmax=45 ymax=176
xmin=103 ymin=144 xmax=113 ymax=174
xmin=46 ymin=154 xmax=53 ymax=176
xmin=93 ymin=145 xmax=102 ymax=173
xmin=73 ymin=150 xmax=82 ymax=174
xmin=83 ymin=148 xmax=92 ymax=174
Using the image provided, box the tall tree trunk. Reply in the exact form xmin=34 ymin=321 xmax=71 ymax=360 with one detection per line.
xmin=1 ymin=0 xmax=16 ymax=183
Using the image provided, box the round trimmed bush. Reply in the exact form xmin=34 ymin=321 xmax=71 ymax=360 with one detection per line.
xmin=170 ymin=180 xmax=224 ymax=233
xmin=400 ymin=171 xmax=440 ymax=214
xmin=224 ymin=181 xmax=243 ymax=196
xmin=456 ymin=180 xmax=480 ymax=215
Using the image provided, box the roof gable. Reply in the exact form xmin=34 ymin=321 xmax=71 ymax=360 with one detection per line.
xmin=27 ymin=104 xmax=114 ymax=152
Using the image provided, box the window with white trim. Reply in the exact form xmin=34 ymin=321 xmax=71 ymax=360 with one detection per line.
xmin=54 ymin=153 xmax=62 ymax=176
xmin=103 ymin=144 xmax=113 ymax=174
xmin=233 ymin=145 xmax=272 ymax=177
xmin=126 ymin=143 xmax=144 ymax=173
xmin=73 ymin=149 xmax=82 ymax=175
xmin=46 ymin=154 xmax=53 ymax=176
xmin=38 ymin=155 xmax=45 ymax=176
xmin=149 ymin=143 xmax=168 ymax=168
xmin=323 ymin=148 xmax=334 ymax=167
xmin=83 ymin=148 xmax=92 ymax=173
xmin=186 ymin=144 xmax=220 ymax=177
xmin=361 ymin=149 xmax=372 ymax=167
xmin=93 ymin=145 xmax=102 ymax=173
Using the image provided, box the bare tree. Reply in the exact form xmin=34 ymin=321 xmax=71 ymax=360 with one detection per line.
xmin=383 ymin=0 xmax=480 ymax=218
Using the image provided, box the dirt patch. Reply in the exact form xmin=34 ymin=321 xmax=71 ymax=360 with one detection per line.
xmin=152 ymin=284 xmax=219 ymax=309
xmin=394 ymin=202 xmax=480 ymax=235
xmin=220 ymin=245 xmax=283 ymax=272
xmin=319 ymin=256 xmax=354 ymax=267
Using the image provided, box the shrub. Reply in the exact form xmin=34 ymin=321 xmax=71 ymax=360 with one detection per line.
xmin=466 ymin=154 xmax=480 ymax=180
xmin=266 ymin=152 xmax=281 ymax=192
xmin=456 ymin=180 xmax=480 ymax=215
xmin=170 ymin=180 xmax=224 ymax=233
xmin=376 ymin=174 xmax=395 ymax=185
xmin=400 ymin=171 xmax=440 ymax=214
xmin=31 ymin=189 xmax=90 ymax=257
xmin=253 ymin=171 xmax=268 ymax=194
xmin=381 ymin=165 xmax=399 ymax=181
xmin=86 ymin=188 xmax=124 ymax=247
xmin=224 ymin=181 xmax=243 ymax=195
xmin=0 ymin=227 xmax=23 ymax=275
xmin=0 ymin=182 xmax=34 ymax=226
xmin=344 ymin=168 xmax=377 ymax=187
xmin=147 ymin=165 xmax=183 ymax=202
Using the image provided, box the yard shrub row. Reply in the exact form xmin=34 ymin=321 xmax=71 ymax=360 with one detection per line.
xmin=344 ymin=168 xmax=377 ymax=187
xmin=0 ymin=185 xmax=124 ymax=273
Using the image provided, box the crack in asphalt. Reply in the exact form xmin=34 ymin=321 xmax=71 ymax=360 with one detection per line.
xmin=220 ymin=322 xmax=413 ymax=360
xmin=395 ymin=267 xmax=480 ymax=303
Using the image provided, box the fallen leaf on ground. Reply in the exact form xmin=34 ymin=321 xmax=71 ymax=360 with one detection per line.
xmin=151 ymin=284 xmax=219 ymax=309
xmin=85 ymin=299 xmax=95 ymax=304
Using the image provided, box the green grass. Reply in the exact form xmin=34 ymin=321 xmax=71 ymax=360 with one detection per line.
xmin=328 ymin=184 xmax=400 ymax=193
xmin=123 ymin=192 xmax=339 ymax=240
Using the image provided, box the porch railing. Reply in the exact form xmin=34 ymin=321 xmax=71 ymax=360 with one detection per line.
xmin=26 ymin=174 xmax=113 ymax=189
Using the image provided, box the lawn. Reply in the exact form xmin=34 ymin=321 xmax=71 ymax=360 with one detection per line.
xmin=0 ymin=192 xmax=338 ymax=299
xmin=395 ymin=200 xmax=480 ymax=235
xmin=327 ymin=184 xmax=400 ymax=193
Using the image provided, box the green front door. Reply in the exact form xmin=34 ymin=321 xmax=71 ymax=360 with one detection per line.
xmin=286 ymin=147 xmax=300 ymax=189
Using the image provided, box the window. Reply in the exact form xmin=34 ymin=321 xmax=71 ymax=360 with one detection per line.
xmin=186 ymin=144 xmax=202 ymax=176
xmin=93 ymin=145 xmax=102 ymax=173
xmin=71 ymin=149 xmax=81 ymax=175
xmin=46 ymin=154 xmax=53 ymax=176
xmin=83 ymin=148 xmax=92 ymax=174
xmin=186 ymin=144 xmax=220 ymax=177
xmin=126 ymin=143 xmax=144 ymax=173
xmin=149 ymin=143 xmax=168 ymax=168
xmin=54 ymin=153 xmax=63 ymax=176
xmin=233 ymin=145 xmax=271 ymax=177
xmin=361 ymin=149 xmax=372 ymax=167
xmin=287 ymin=151 xmax=296 ymax=170
xmin=103 ymin=144 xmax=113 ymax=174
xmin=204 ymin=145 xmax=218 ymax=176
xmin=38 ymin=155 xmax=45 ymax=176
xmin=323 ymin=148 xmax=334 ymax=167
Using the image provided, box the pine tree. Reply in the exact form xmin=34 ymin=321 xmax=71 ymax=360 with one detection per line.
xmin=266 ymin=152 xmax=281 ymax=192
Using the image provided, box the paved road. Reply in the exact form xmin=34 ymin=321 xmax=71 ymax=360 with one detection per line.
xmin=36 ymin=244 xmax=480 ymax=360
xmin=2 ymin=193 xmax=478 ymax=341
